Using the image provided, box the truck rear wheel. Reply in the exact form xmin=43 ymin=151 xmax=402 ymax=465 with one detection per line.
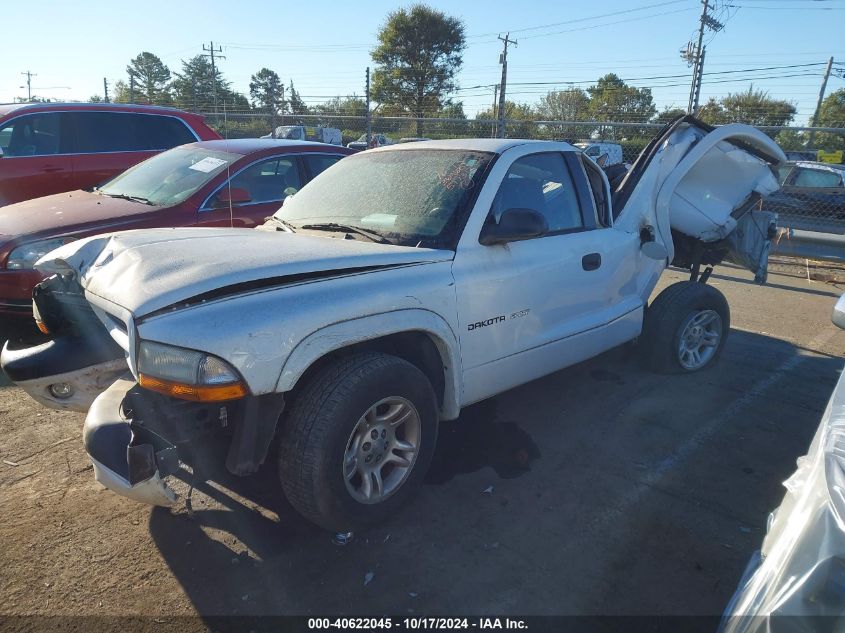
xmin=640 ymin=281 xmax=730 ymax=374
xmin=278 ymin=352 xmax=438 ymax=531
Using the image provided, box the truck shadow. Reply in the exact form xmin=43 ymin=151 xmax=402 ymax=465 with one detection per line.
xmin=148 ymin=328 xmax=843 ymax=618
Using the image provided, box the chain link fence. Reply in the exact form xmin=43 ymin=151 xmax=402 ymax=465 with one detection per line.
xmin=203 ymin=110 xmax=845 ymax=244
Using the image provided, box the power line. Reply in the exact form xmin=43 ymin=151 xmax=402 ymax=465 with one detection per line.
xmin=467 ymin=0 xmax=694 ymax=38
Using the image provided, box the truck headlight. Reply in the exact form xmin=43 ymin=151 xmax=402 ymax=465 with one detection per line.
xmin=137 ymin=341 xmax=247 ymax=402
xmin=7 ymin=237 xmax=75 ymax=270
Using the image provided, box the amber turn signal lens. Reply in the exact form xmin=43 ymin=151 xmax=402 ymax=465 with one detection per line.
xmin=139 ymin=374 xmax=247 ymax=402
xmin=35 ymin=321 xmax=50 ymax=335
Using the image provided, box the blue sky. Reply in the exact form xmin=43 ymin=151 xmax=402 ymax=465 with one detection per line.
xmin=4 ymin=0 xmax=845 ymax=123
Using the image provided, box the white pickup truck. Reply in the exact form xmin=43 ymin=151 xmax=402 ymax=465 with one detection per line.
xmin=1 ymin=117 xmax=785 ymax=531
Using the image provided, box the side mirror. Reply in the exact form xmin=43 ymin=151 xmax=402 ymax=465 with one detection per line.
xmin=479 ymin=208 xmax=549 ymax=246
xmin=833 ymin=293 xmax=845 ymax=330
xmin=214 ymin=187 xmax=251 ymax=207
xmin=596 ymin=153 xmax=609 ymax=167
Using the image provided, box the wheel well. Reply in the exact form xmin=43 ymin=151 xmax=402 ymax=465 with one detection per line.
xmin=288 ymin=331 xmax=447 ymax=409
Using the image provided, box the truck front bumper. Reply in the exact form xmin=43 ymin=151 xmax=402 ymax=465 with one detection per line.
xmin=84 ymin=376 xmax=180 ymax=506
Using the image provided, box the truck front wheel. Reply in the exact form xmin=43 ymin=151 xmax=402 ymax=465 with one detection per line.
xmin=640 ymin=281 xmax=730 ymax=374
xmin=278 ymin=352 xmax=438 ymax=531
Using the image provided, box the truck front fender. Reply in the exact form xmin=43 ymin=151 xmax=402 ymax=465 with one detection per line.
xmin=277 ymin=309 xmax=463 ymax=420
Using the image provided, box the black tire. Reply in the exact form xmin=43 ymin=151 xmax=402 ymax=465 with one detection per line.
xmin=278 ymin=352 xmax=438 ymax=531
xmin=640 ymin=281 xmax=730 ymax=374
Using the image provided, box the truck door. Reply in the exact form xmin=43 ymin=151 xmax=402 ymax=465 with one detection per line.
xmin=452 ymin=149 xmax=643 ymax=405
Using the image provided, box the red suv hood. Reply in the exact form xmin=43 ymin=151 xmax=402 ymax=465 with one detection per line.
xmin=0 ymin=190 xmax=158 ymax=251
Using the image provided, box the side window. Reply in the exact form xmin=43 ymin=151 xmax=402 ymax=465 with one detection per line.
xmin=208 ymin=157 xmax=302 ymax=208
xmin=0 ymin=113 xmax=62 ymax=156
xmin=776 ymin=164 xmax=794 ymax=185
xmin=134 ymin=115 xmax=196 ymax=150
xmin=70 ymin=112 xmax=140 ymax=153
xmin=490 ymin=152 xmax=583 ymax=234
xmin=793 ymin=168 xmax=842 ymax=188
xmin=580 ymin=155 xmax=610 ymax=227
xmin=303 ymin=154 xmax=342 ymax=180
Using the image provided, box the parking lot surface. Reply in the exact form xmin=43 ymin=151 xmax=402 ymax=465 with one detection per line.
xmin=2 ymin=258 xmax=845 ymax=624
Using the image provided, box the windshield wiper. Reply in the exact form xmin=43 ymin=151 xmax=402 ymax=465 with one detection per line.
xmin=299 ymin=222 xmax=391 ymax=244
xmin=266 ymin=216 xmax=297 ymax=232
xmin=101 ymin=192 xmax=155 ymax=205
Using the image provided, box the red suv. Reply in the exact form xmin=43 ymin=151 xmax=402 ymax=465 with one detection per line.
xmin=0 ymin=103 xmax=220 ymax=206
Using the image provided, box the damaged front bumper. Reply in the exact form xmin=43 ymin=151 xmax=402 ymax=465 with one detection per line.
xmin=85 ymin=376 xmax=180 ymax=506
xmin=83 ymin=375 xmax=286 ymax=506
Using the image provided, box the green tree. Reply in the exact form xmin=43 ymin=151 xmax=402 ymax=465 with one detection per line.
xmin=171 ymin=55 xmax=246 ymax=113
xmin=476 ymin=101 xmax=535 ymax=138
xmin=125 ymin=52 xmax=172 ymax=105
xmin=719 ymin=87 xmax=795 ymax=127
xmin=536 ymin=88 xmax=592 ymax=139
xmin=654 ymin=106 xmax=688 ymax=125
xmin=371 ymin=4 xmax=466 ymax=135
xmin=698 ymin=88 xmax=796 ymax=140
xmin=307 ymin=96 xmax=367 ymax=133
xmin=774 ymin=128 xmax=808 ymax=151
xmin=249 ymin=68 xmax=284 ymax=112
xmin=813 ymin=88 xmax=845 ymax=151
xmin=287 ymin=81 xmax=308 ymax=115
xmin=586 ymin=74 xmax=655 ymax=139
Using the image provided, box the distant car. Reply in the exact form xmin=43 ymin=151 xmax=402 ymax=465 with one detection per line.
xmin=762 ymin=161 xmax=845 ymax=224
xmin=720 ymin=293 xmax=845 ymax=632
xmin=0 ymin=102 xmax=221 ymax=207
xmin=0 ymin=139 xmax=352 ymax=325
xmin=574 ymin=141 xmax=624 ymax=166
xmin=261 ymin=125 xmax=342 ymax=145
xmin=347 ymin=133 xmax=394 ymax=151
xmin=399 ymin=137 xmax=432 ymax=143
xmin=783 ymin=150 xmax=818 ymax=162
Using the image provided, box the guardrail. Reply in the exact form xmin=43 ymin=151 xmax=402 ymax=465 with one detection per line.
xmin=772 ymin=228 xmax=845 ymax=263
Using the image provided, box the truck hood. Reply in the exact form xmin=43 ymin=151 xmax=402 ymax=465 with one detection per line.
xmin=35 ymin=228 xmax=453 ymax=318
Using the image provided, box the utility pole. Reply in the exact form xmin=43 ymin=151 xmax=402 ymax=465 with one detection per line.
xmin=682 ymin=0 xmax=723 ymax=116
xmin=497 ymin=33 xmax=516 ymax=138
xmin=21 ymin=71 xmax=35 ymax=101
xmin=279 ymin=79 xmax=293 ymax=125
xmin=365 ymin=67 xmax=372 ymax=147
xmin=103 ymin=78 xmax=110 ymax=103
xmin=808 ymin=57 xmax=834 ymax=150
xmin=692 ymin=48 xmax=706 ymax=117
xmin=202 ymin=41 xmax=226 ymax=115
xmin=491 ymin=84 xmax=499 ymax=138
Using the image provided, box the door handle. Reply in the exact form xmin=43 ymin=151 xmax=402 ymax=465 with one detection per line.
xmin=41 ymin=166 xmax=62 ymax=173
xmin=582 ymin=253 xmax=601 ymax=271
